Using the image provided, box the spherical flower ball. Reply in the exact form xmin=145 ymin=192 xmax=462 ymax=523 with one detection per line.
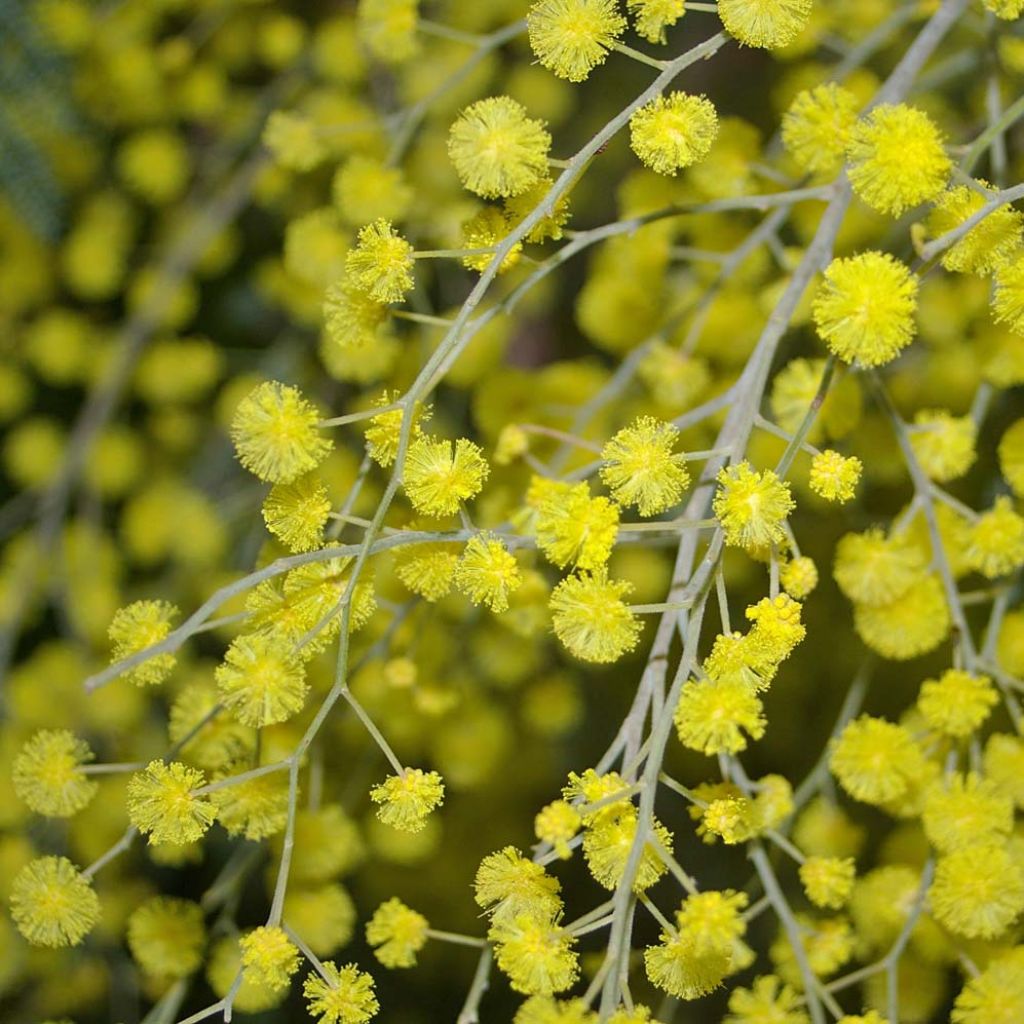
xmin=240 ymin=926 xmax=300 ymax=991
xmin=812 ymin=252 xmax=918 ymax=367
xmin=333 ymin=156 xmax=413 ymax=227
xmin=926 ymin=182 xmax=1023 ymax=277
xmin=365 ymin=898 xmax=429 ymax=968
xmin=909 ymin=409 xmax=976 ymax=483
xmin=460 ymin=207 xmax=523 ymax=273
xmin=535 ymin=480 xmax=620 ymax=570
xmin=474 ymin=846 xmax=563 ymax=922
xmin=627 ymin=0 xmax=686 ymax=43
xmin=829 ymin=715 xmax=926 ymax=805
xmin=230 ymin=381 xmax=333 ymax=484
xmin=263 ymin=110 xmax=325 ymax=172
xmin=922 ymin=773 xmax=1013 ymax=854
xmin=952 ymin=948 xmax=1024 ymax=1024
xmin=108 ymin=599 xmax=179 ymax=687
xmin=833 ymin=528 xmax=926 ymax=607
xmin=809 ymin=450 xmax=862 ymax=503
xmin=917 ymin=669 xmax=997 ymax=738
xmin=727 ymin=977 xmax=806 ymax=1022
xmin=262 ymin=473 xmax=332 ymax=552
xmin=283 ymin=884 xmax=357 ymax=957
xmin=207 ymin=935 xmax=287 ymax=1014
xmin=853 ymin=573 xmax=950 ymax=661
xmin=344 ymin=219 xmax=415 ymax=304
xmin=780 ymin=555 xmax=818 ymax=599
xmin=967 ymin=496 xmax=1024 ymax=579
xmin=357 ymin=0 xmax=419 ymax=65
xmin=999 ymin=419 xmax=1024 ymax=498
xmin=116 ymin=128 xmax=190 ymax=205
xmin=674 ymin=678 xmax=766 ymax=756
xmin=929 ymin=844 xmax=1024 ymax=940
xmin=549 ymin=569 xmax=641 ymax=664
xmin=643 ymin=928 xmax=731 ymax=1000
xmin=453 ymin=533 xmax=522 ymax=612
xmin=712 ymin=461 xmax=794 ymax=550
xmin=126 ymin=760 xmax=217 ymax=845
xmin=846 ymin=103 xmax=951 ymax=216
xmin=402 ymin=436 xmax=489 ymax=516
xmin=527 ymin=0 xmax=626 ymax=83
xmin=582 ymin=807 xmax=673 ymax=892
xmin=323 ymin=281 xmax=389 ymax=351
xmin=535 ymin=800 xmax=582 ymax=860
xmin=782 ymin=83 xmax=860 ymax=177
xmin=127 ymin=896 xmax=206 ymax=978
xmin=448 ymin=97 xmax=552 ymax=200
xmin=215 ymin=633 xmax=308 ymax=728
xmin=718 ymin=0 xmax=813 ymax=49
xmin=491 ymin=913 xmax=580 ymax=995
xmin=800 ymin=856 xmax=856 ymax=909
xmin=369 ymin=769 xmax=445 ymax=833
xmin=629 ymin=93 xmax=719 ymax=177
xmin=13 ymin=729 xmax=98 ymax=817
xmin=10 ymin=856 xmax=100 ymax=948
xmin=303 ymin=961 xmax=379 ymax=1024
xmin=600 ymin=416 xmax=690 ymax=515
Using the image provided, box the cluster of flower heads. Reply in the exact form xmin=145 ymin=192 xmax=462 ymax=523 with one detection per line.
xmin=5 ymin=0 xmax=1024 ymax=1022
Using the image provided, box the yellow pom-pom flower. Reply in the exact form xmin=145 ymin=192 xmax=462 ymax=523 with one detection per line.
xmin=846 ymin=104 xmax=951 ymax=216
xmin=366 ymin=898 xmax=429 ymax=968
xmin=812 ymin=251 xmax=918 ymax=368
xmin=853 ymin=572 xmax=950 ymax=660
xmin=263 ymin=110 xmax=325 ymax=172
xmin=926 ymin=183 xmax=1023 ymax=277
xmin=10 ymin=856 xmax=100 ymax=948
xmin=344 ymin=219 xmax=415 ymax=304
xmin=357 ymin=0 xmax=419 ymax=64
xmin=475 ymin=846 xmax=563 ymax=927
xmin=370 ymin=768 xmax=445 ymax=832
xmin=627 ymin=0 xmax=686 ymax=43
xmin=128 ymin=896 xmax=206 ymax=978
xmin=829 ymin=716 xmax=926 ymax=806
xmin=967 ymin=496 xmax=1024 ymax=578
xmin=780 ymin=555 xmax=818 ymax=599
xmin=717 ymin=0 xmax=813 ymax=49
xmin=303 ymin=961 xmax=379 ymax=1024
xmin=929 ymin=844 xmax=1024 ymax=940
xmin=208 ymin=935 xmax=286 ymax=1014
xmin=535 ymin=480 xmax=620 ymax=569
xmin=782 ymin=83 xmax=859 ymax=177
xmin=262 ymin=473 xmax=332 ymax=552
xmin=453 ymin=533 xmax=522 ymax=612
xmin=231 ymin=381 xmax=333 ymax=484
xmin=726 ymin=975 xmax=806 ymax=1023
xmin=127 ymin=760 xmax=217 ymax=845
xmin=951 ymin=949 xmax=1024 ymax=1023
xmin=549 ymin=569 xmax=641 ymax=664
xmin=809 ymin=450 xmax=862 ymax=503
xmin=333 ymin=155 xmax=413 ymax=227
xmin=13 ymin=729 xmax=97 ymax=817
xmin=629 ymin=93 xmax=719 ymax=177
xmin=644 ymin=926 xmax=731 ymax=1000
xmin=909 ymin=409 xmax=976 ymax=482
xmin=402 ymin=436 xmax=489 ymax=516
xmin=448 ymin=97 xmax=552 ymax=199
xmin=917 ymin=668 xmax=997 ymax=738
xmin=460 ymin=207 xmax=522 ymax=273
xmin=922 ymin=773 xmax=1012 ymax=854
xmin=215 ymin=633 xmax=309 ymax=728
xmin=240 ymin=925 xmax=300 ymax=991
xmin=712 ymin=461 xmax=794 ymax=550
xmin=395 ymin=544 xmax=459 ymax=602
xmin=600 ymin=416 xmax=691 ymax=515
xmin=674 ymin=678 xmax=766 ymax=755
xmin=527 ymin=0 xmax=626 ymax=82
xmin=363 ymin=392 xmax=427 ymax=468
xmin=832 ymin=527 xmax=925 ymax=606
xmin=535 ymin=800 xmax=582 ymax=859
xmin=108 ymin=599 xmax=178 ymax=686
xmin=800 ymin=856 xmax=855 ymax=910
xmin=582 ymin=805 xmax=672 ymax=892
xmin=491 ymin=913 xmax=580 ymax=995
xmin=323 ymin=282 xmax=389 ymax=350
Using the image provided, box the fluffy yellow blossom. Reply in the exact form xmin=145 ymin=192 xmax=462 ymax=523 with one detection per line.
xmin=395 ymin=544 xmax=459 ymax=601
xmin=108 ymin=599 xmax=178 ymax=686
xmin=215 ymin=633 xmax=308 ymax=728
xmin=644 ymin=928 xmax=731 ymax=1001
xmin=627 ymin=0 xmax=686 ymax=43
xmin=674 ymin=678 xmax=766 ymax=755
xmin=10 ymin=856 xmax=100 ymax=948
xmin=780 ymin=555 xmax=818 ymax=599
xmin=549 ymin=569 xmax=641 ymax=663
xmin=832 ymin=528 xmax=925 ymax=606
xmin=453 ymin=533 xmax=522 ymax=612
xmin=402 ymin=436 xmax=489 ymax=516
xmin=929 ymin=844 xmax=1024 ymax=940
xmin=629 ymin=93 xmax=719 ymax=176
xmin=922 ymin=773 xmax=1013 ymax=854
xmin=128 ymin=896 xmax=206 ymax=978
xmin=718 ymin=0 xmax=812 ymax=49
xmin=909 ymin=409 xmax=976 ymax=482
xmin=917 ymin=668 xmax=997 ymax=737
xmin=782 ymin=83 xmax=859 ymax=177
xmin=333 ymin=156 xmax=412 ymax=226
xmin=846 ymin=104 xmax=951 ymax=216
xmin=344 ymin=219 xmax=415 ymax=304
xmin=363 ymin=392 xmax=427 ymax=468
xmin=491 ymin=913 xmax=580 ymax=995
xmin=240 ymin=926 xmax=300 ymax=990
xmin=829 ymin=716 xmax=926 ymax=806
xmin=535 ymin=800 xmax=582 ymax=859
xmin=745 ymin=593 xmax=806 ymax=664
xmin=725 ymin=975 xmax=808 ymax=1024
xmin=357 ymin=0 xmax=419 ymax=64
xmin=952 ymin=949 xmax=1024 ymax=1024
xmin=127 ymin=760 xmax=217 ymax=845
xmin=303 ymin=962 xmax=379 ymax=1024
xmin=231 ymin=381 xmax=333 ymax=484
xmin=582 ymin=806 xmax=672 ymax=892
xmin=809 ymin=450 xmax=861 ymax=502
xmin=366 ymin=898 xmax=429 ymax=968
xmin=927 ymin=183 xmax=1023 ymax=277
xmin=713 ymin=462 xmax=794 ymax=550
xmin=369 ymin=769 xmax=445 ymax=832
xmin=208 ymin=935 xmax=286 ymax=1013
xmin=852 ymin=573 xmax=950 ymax=661
xmin=448 ymin=97 xmax=552 ymax=199
xmin=474 ymin=846 xmax=563 ymax=922
xmin=800 ymin=857 xmax=855 ymax=910
xmin=283 ymin=884 xmax=357 ymax=958
xmin=600 ymin=416 xmax=690 ymax=515
xmin=323 ymin=282 xmax=389 ymax=350
xmin=812 ymin=252 xmax=918 ymax=367
xmin=527 ymin=0 xmax=626 ymax=82
xmin=535 ymin=481 xmax=620 ymax=569
xmin=13 ymin=729 xmax=97 ymax=817
xmin=262 ymin=473 xmax=332 ymax=552
xmin=263 ymin=110 xmax=325 ymax=172
xmin=993 ymin=256 xmax=1024 ymax=334
xmin=701 ymin=796 xmax=756 ymax=844
xmin=211 ymin=759 xmax=290 ymax=840
xmin=460 ymin=207 xmax=522 ymax=273
xmin=967 ymin=496 xmax=1024 ymax=578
